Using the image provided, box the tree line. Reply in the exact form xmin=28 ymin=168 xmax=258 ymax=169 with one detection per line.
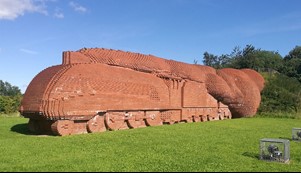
xmin=0 ymin=80 xmax=22 ymax=114
xmin=202 ymin=45 xmax=301 ymax=118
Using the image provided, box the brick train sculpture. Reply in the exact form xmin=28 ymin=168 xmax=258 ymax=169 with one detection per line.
xmin=19 ymin=48 xmax=265 ymax=136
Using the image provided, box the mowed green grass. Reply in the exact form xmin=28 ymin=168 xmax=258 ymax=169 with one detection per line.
xmin=0 ymin=116 xmax=301 ymax=172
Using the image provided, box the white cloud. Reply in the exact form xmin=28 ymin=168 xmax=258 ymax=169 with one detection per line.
xmin=20 ymin=48 xmax=38 ymax=54
xmin=0 ymin=0 xmax=47 ymax=20
xmin=54 ymin=12 xmax=64 ymax=19
xmin=69 ymin=1 xmax=87 ymax=13
xmin=54 ymin=8 xmax=64 ymax=19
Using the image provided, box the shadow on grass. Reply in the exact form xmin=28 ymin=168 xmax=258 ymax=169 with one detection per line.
xmin=242 ymin=152 xmax=260 ymax=160
xmin=11 ymin=123 xmax=35 ymax=135
xmin=11 ymin=124 xmax=55 ymax=137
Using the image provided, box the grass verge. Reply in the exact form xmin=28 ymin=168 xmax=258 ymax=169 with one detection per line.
xmin=0 ymin=116 xmax=300 ymax=172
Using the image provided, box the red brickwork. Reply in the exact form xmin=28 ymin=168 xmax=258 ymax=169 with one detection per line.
xmin=20 ymin=48 xmax=264 ymax=136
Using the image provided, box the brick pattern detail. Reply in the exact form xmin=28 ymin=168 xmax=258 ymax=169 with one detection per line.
xmin=20 ymin=48 xmax=264 ymax=121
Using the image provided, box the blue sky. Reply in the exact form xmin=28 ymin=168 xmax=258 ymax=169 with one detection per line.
xmin=0 ymin=0 xmax=301 ymax=93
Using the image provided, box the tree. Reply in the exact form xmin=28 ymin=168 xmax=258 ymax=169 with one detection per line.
xmin=0 ymin=80 xmax=21 ymax=97
xmin=203 ymin=45 xmax=283 ymax=72
xmin=193 ymin=59 xmax=198 ymax=65
xmin=203 ymin=52 xmax=218 ymax=67
xmin=0 ymin=80 xmax=22 ymax=114
xmin=202 ymin=52 xmax=231 ymax=69
xmin=284 ymin=46 xmax=301 ymax=60
xmin=280 ymin=46 xmax=301 ymax=82
xmin=258 ymin=73 xmax=301 ymax=114
xmin=252 ymin=51 xmax=283 ymax=72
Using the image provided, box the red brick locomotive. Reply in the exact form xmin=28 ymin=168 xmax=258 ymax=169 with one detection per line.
xmin=20 ymin=48 xmax=264 ymax=136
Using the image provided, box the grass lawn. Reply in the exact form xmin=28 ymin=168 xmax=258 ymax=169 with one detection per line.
xmin=0 ymin=116 xmax=301 ymax=172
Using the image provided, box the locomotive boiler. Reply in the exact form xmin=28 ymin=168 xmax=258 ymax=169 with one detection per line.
xmin=19 ymin=48 xmax=265 ymax=136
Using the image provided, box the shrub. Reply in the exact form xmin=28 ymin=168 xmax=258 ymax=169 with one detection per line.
xmin=258 ymin=73 xmax=301 ymax=118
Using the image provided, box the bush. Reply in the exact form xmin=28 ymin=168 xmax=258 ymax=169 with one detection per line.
xmin=0 ymin=80 xmax=22 ymax=114
xmin=258 ymin=73 xmax=301 ymax=118
xmin=0 ymin=95 xmax=22 ymax=114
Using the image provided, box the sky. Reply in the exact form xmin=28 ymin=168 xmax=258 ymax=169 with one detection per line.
xmin=0 ymin=0 xmax=301 ymax=93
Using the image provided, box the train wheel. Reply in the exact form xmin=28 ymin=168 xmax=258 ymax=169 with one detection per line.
xmin=145 ymin=111 xmax=162 ymax=126
xmin=201 ymin=115 xmax=208 ymax=122
xmin=127 ymin=111 xmax=146 ymax=128
xmin=185 ymin=117 xmax=193 ymax=123
xmin=219 ymin=113 xmax=225 ymax=120
xmin=127 ymin=119 xmax=146 ymax=128
xmin=87 ymin=115 xmax=106 ymax=133
xmin=228 ymin=113 xmax=232 ymax=119
xmin=208 ymin=115 xmax=219 ymax=121
xmin=167 ymin=120 xmax=177 ymax=125
xmin=226 ymin=111 xmax=232 ymax=119
xmin=105 ymin=112 xmax=126 ymax=130
xmin=193 ymin=115 xmax=201 ymax=122
xmin=51 ymin=120 xmax=74 ymax=136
